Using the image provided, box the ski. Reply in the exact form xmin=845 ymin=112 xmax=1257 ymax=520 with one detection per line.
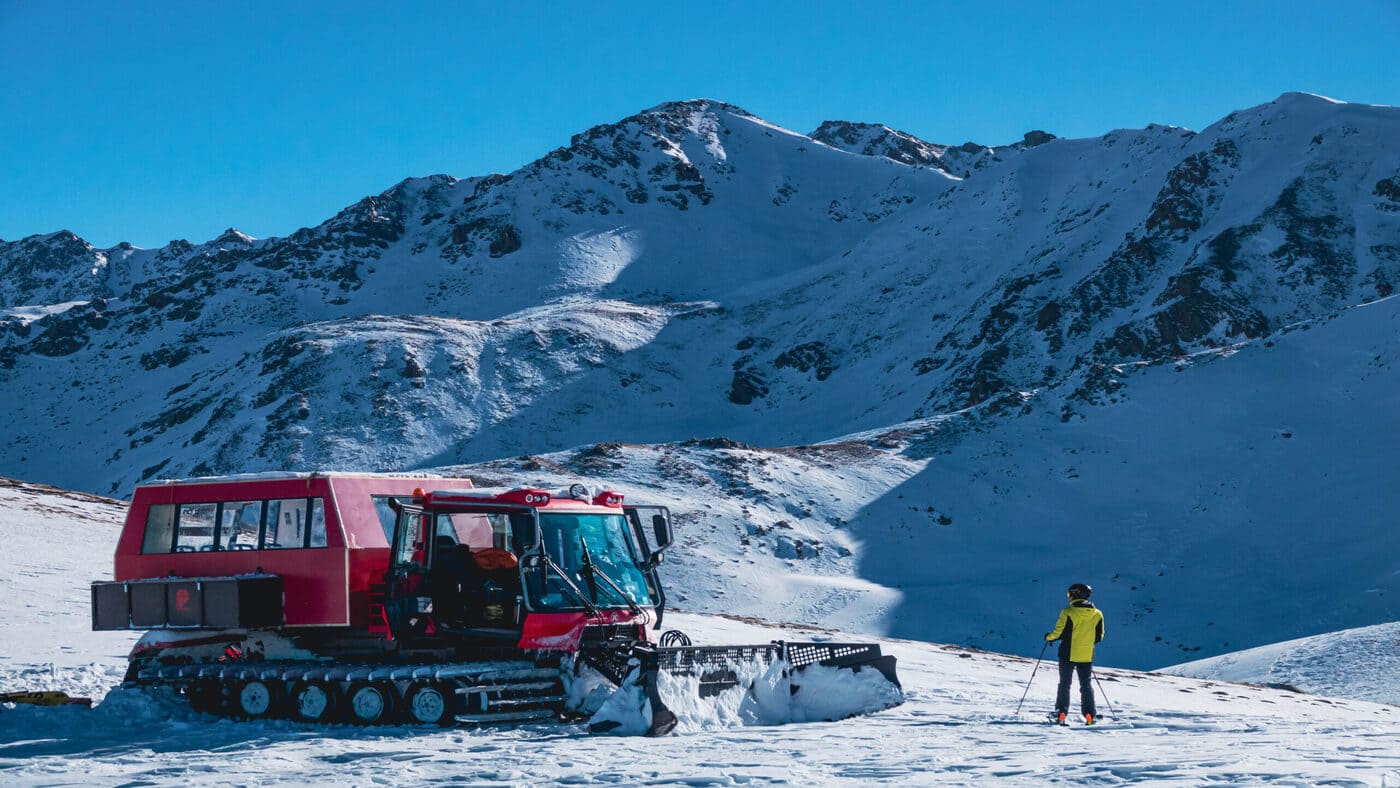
xmin=1047 ymin=712 xmax=1104 ymax=727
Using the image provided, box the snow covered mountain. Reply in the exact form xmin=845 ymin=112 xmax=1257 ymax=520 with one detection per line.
xmin=1 ymin=93 xmax=1398 ymax=670
xmin=3 ymin=478 xmax=1399 ymax=786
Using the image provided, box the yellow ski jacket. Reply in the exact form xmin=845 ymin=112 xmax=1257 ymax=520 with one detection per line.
xmin=1045 ymin=600 xmax=1104 ymax=663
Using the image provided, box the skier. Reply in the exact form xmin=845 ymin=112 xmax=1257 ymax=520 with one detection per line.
xmin=1044 ymin=582 xmax=1104 ymax=725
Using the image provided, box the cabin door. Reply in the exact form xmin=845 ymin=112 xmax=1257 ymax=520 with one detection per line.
xmin=383 ymin=504 xmax=430 ymax=638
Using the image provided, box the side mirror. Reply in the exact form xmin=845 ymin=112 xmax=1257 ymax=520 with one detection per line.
xmin=510 ymin=512 xmax=540 ymax=551
xmin=651 ymin=513 xmax=673 ymax=552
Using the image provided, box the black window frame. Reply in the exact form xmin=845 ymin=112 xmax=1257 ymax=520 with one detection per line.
xmin=149 ymin=495 xmax=330 ymax=553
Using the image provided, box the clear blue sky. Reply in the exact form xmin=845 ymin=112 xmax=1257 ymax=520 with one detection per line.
xmin=2 ymin=0 xmax=1396 ymax=249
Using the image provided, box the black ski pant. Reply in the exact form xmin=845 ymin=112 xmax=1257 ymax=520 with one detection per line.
xmin=1055 ymin=660 xmax=1095 ymax=716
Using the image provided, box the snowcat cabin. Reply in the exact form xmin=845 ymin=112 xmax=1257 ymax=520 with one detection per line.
xmin=94 ymin=474 xmax=473 ymax=631
xmin=383 ymin=485 xmax=674 ymax=651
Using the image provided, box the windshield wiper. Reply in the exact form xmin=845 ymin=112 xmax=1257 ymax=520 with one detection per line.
xmin=579 ymin=537 xmax=643 ymax=616
xmin=538 ymin=551 xmax=600 ymax=617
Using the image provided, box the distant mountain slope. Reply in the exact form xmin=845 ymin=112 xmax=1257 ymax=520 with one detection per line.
xmin=437 ymin=287 xmax=1399 ymax=669
xmin=0 ymin=100 xmax=955 ymax=493
xmin=2 ymin=93 xmax=1396 ymax=497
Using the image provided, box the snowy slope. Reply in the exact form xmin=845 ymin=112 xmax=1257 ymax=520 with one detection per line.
xmin=2 ymin=482 xmax=1399 ymax=786
xmin=1165 ymin=621 xmax=1400 ymax=707
xmin=431 ymin=291 xmax=1400 ymax=671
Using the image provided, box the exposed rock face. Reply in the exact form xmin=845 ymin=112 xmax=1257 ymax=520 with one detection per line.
xmin=1021 ymin=130 xmax=1056 ymax=147
xmin=0 ymin=92 xmax=1397 ymax=496
xmin=811 ymin=121 xmax=951 ymax=171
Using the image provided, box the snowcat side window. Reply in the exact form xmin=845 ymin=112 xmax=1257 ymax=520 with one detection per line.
xmin=141 ymin=504 xmax=177 ymax=554
xmin=308 ymin=498 xmax=327 ymax=548
xmin=371 ymin=496 xmax=410 ymax=543
xmin=219 ymin=501 xmax=264 ymax=550
xmin=436 ymin=512 xmax=494 ymax=550
xmin=174 ymin=503 xmax=218 ymax=552
xmin=392 ymin=509 xmax=426 ymax=569
xmin=263 ymin=498 xmax=308 ymax=549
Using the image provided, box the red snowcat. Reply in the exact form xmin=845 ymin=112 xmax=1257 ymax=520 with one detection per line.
xmin=90 ymin=473 xmax=901 ymax=734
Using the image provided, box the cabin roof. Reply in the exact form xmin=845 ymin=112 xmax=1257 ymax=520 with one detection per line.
xmin=140 ymin=471 xmax=465 ymax=488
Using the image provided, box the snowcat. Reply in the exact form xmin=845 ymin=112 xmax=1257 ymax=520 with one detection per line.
xmin=90 ymin=473 xmax=902 ymax=734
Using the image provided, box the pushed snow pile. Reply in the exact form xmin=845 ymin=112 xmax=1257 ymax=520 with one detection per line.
xmin=0 ymin=684 xmax=201 ymax=744
xmin=1163 ymin=621 xmax=1400 ymax=706
xmin=588 ymin=656 xmax=904 ymax=736
xmin=744 ymin=659 xmax=905 ymax=725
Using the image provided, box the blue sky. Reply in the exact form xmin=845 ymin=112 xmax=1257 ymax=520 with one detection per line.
xmin=2 ymin=0 xmax=1396 ymax=249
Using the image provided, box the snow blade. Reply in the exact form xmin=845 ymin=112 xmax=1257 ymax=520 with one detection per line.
xmin=587 ymin=641 xmax=902 ymax=736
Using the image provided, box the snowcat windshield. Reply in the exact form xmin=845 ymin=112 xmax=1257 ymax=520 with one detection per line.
xmin=536 ymin=512 xmax=653 ymax=610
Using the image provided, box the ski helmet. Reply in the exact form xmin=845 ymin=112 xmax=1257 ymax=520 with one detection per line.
xmin=1068 ymin=583 xmax=1092 ymax=600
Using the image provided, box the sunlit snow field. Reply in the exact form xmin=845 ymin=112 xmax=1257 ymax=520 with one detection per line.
xmin=2 ymin=480 xmax=1399 ymax=786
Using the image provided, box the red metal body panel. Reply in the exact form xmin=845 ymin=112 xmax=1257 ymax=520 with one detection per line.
xmin=113 ymin=474 xmax=470 ymax=627
xmin=518 ymin=610 xmax=652 ymax=651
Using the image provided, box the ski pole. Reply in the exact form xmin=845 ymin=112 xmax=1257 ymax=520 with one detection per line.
xmin=1092 ymin=670 xmax=1117 ymax=718
xmin=1013 ymin=641 xmax=1049 ymax=716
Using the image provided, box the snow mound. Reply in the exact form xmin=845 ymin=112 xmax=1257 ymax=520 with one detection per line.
xmin=1162 ymin=621 xmax=1400 ymax=706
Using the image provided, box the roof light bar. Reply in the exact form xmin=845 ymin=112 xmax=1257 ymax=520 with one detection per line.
xmin=591 ymin=490 xmax=624 ymax=507
xmin=498 ymin=488 xmax=552 ymax=506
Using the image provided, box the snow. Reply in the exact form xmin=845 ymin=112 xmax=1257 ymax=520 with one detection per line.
xmin=1164 ymin=621 xmax=1400 ymax=707
xmin=3 ymin=480 xmax=1400 ymax=785
xmin=0 ymin=301 xmax=91 ymax=326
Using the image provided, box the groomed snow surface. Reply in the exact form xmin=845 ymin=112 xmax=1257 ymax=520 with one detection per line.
xmin=2 ymin=482 xmax=1399 ymax=785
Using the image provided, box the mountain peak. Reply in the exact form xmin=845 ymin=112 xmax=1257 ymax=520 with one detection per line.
xmin=810 ymin=120 xmax=948 ymax=169
xmin=642 ymin=98 xmax=754 ymax=119
xmin=212 ymin=227 xmax=255 ymax=246
xmin=45 ymin=230 xmax=89 ymax=245
xmin=1272 ymin=91 xmax=1346 ymax=107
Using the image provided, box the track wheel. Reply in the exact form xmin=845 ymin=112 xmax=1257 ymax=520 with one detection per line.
xmin=290 ymin=680 xmax=338 ymax=723
xmin=404 ymin=682 xmax=455 ymax=726
xmin=345 ymin=682 xmax=398 ymax=725
xmin=233 ymin=679 xmax=280 ymax=719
